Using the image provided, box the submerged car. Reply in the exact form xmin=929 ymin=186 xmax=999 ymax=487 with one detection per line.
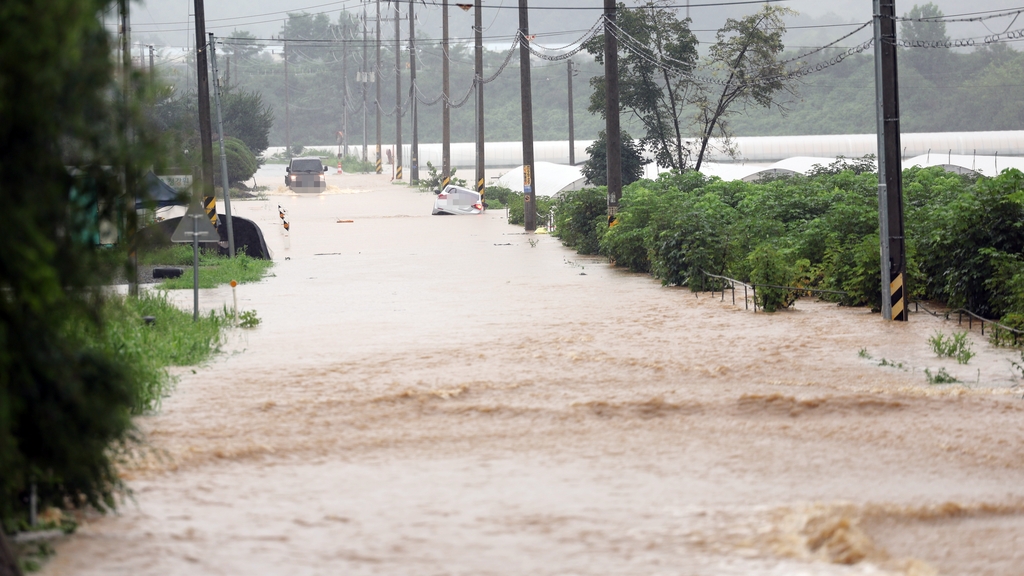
xmin=432 ymin=185 xmax=483 ymax=215
xmin=285 ymin=157 xmax=329 ymax=192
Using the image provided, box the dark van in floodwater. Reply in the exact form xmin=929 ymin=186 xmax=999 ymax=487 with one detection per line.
xmin=285 ymin=157 xmax=329 ymax=192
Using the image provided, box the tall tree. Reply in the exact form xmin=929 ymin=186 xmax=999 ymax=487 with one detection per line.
xmin=692 ymin=5 xmax=795 ymax=171
xmin=585 ymin=1 xmax=699 ymax=171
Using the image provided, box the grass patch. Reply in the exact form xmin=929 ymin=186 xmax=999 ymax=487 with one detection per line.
xmin=925 ymin=367 xmax=959 ymax=385
xmin=159 ymin=252 xmax=273 ymax=290
xmin=928 ymin=330 xmax=975 ymax=364
xmin=65 ymin=291 xmax=227 ymax=413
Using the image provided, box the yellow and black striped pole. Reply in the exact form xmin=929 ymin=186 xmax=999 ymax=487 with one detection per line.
xmin=477 ymin=176 xmax=485 ymax=204
xmin=441 ymin=175 xmax=451 ymax=190
xmin=396 ymin=165 xmax=403 ymax=180
xmin=890 ymin=272 xmax=906 ymax=321
xmin=375 ymin=146 xmax=382 ymax=174
xmin=203 ymin=194 xmax=218 ymax=227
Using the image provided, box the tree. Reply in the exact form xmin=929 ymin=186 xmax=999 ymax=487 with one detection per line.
xmin=692 ymin=5 xmax=795 ymax=171
xmin=582 ymin=130 xmax=648 ymax=186
xmin=214 ymin=137 xmax=259 ymax=186
xmin=1 ymin=0 xmax=162 ymax=565
xmin=222 ymin=29 xmax=262 ymax=60
xmin=900 ymin=3 xmax=948 ymax=75
xmin=221 ymin=89 xmax=274 ymax=158
xmin=585 ymin=1 xmax=700 ymax=171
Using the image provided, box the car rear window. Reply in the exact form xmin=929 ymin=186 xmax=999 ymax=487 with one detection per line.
xmin=291 ymin=159 xmax=322 ymax=172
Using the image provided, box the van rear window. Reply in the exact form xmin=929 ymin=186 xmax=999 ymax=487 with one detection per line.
xmin=291 ymin=159 xmax=322 ymax=172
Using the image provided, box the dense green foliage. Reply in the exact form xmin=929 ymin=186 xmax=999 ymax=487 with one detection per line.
xmin=581 ymin=130 xmax=648 ymax=186
xmin=0 ymin=0 xmax=163 ymax=533
xmin=214 ymin=137 xmax=259 ymax=186
xmin=555 ymin=165 xmax=1024 ymax=322
xmin=0 ymin=0 xmax=244 ymax=548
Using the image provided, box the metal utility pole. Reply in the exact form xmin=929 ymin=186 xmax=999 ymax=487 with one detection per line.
xmin=394 ymin=0 xmax=403 ymax=180
xmin=284 ymin=40 xmax=291 ymax=158
xmin=410 ymin=0 xmax=419 ymax=183
xmin=209 ymin=33 xmax=236 ymax=258
xmin=375 ymin=0 xmax=383 ymax=174
xmin=603 ymin=0 xmax=622 ymax=224
xmin=475 ymin=0 xmax=485 ymax=199
xmin=149 ymin=44 xmax=154 ymax=76
xmin=873 ymin=0 xmax=907 ymax=321
xmin=442 ymin=0 xmax=451 ymax=188
xmin=519 ymin=0 xmax=536 ymax=231
xmin=194 ymin=0 xmax=217 ymax=229
xmin=567 ymin=59 xmax=576 ymax=166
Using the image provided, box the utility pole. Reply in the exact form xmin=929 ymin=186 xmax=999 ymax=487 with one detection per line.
xmin=410 ymin=0 xmax=419 ymax=184
xmin=475 ymin=0 xmax=485 ymax=200
xmin=341 ymin=22 xmax=348 ymax=156
xmin=519 ymin=0 xmax=536 ymax=231
xmin=375 ymin=0 xmax=383 ymax=174
xmin=873 ymin=0 xmax=907 ymax=321
xmin=210 ymin=33 xmax=236 ymax=258
xmin=226 ymin=54 xmax=230 ymax=87
xmin=284 ymin=40 xmax=290 ymax=158
xmin=394 ymin=0 xmax=403 ymax=180
xmin=442 ymin=0 xmax=451 ymax=189
xmin=120 ymin=0 xmax=138 ymax=297
xmin=603 ymin=0 xmax=622 ymax=224
xmin=362 ymin=3 xmax=368 ymax=162
xmin=194 ymin=0 xmax=217 ymax=230
xmin=149 ymin=45 xmax=154 ymax=76
xmin=567 ymin=59 xmax=576 ymax=166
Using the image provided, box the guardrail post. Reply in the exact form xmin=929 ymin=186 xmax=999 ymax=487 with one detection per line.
xmin=744 ymin=285 xmax=748 ymax=310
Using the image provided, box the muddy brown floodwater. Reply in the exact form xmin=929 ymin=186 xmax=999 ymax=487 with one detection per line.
xmin=41 ymin=172 xmax=1024 ymax=576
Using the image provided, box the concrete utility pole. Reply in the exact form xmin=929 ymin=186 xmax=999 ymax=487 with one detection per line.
xmin=873 ymin=0 xmax=907 ymax=321
xmin=194 ymin=0 xmax=217 ymax=230
xmin=442 ymin=0 xmax=451 ymax=188
xmin=362 ymin=4 xmax=369 ymax=162
xmin=284 ymin=40 xmax=290 ymax=157
xmin=375 ymin=0 xmax=383 ymax=174
xmin=603 ymin=0 xmax=622 ymax=224
xmin=120 ymin=0 xmax=139 ymax=297
xmin=519 ymin=0 xmax=536 ymax=231
xmin=209 ymin=33 xmax=236 ymax=258
xmin=567 ymin=59 xmax=576 ymax=166
xmin=341 ymin=22 xmax=348 ymax=155
xmin=475 ymin=0 xmax=485 ymax=200
xmin=394 ymin=0 xmax=403 ymax=180
xmin=410 ymin=0 xmax=419 ymax=183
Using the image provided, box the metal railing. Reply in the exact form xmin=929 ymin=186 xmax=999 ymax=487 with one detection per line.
xmin=914 ymin=301 xmax=1024 ymax=345
xmin=700 ymin=270 xmax=850 ymax=312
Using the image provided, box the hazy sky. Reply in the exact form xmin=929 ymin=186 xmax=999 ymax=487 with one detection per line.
xmin=126 ymin=0 xmax=1024 ymax=54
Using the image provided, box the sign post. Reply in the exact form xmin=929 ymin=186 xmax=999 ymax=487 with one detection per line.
xmin=172 ymin=173 xmax=220 ymax=320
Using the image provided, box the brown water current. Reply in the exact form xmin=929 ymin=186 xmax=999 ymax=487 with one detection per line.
xmin=40 ymin=172 xmax=1024 ymax=575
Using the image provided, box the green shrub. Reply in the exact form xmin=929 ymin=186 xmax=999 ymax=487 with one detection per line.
xmin=159 ymin=252 xmax=273 ymax=290
xmin=213 ymin=137 xmax=258 ymax=186
xmin=749 ymin=244 xmax=796 ymax=312
xmin=553 ymin=187 xmax=608 ymax=255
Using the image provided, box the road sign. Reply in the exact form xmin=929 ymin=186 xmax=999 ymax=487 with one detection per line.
xmin=171 ymin=201 xmax=219 ymax=243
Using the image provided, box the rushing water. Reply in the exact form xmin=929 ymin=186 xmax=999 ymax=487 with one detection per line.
xmin=40 ymin=171 xmax=1024 ymax=575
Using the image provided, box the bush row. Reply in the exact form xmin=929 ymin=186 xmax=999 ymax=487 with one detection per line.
xmin=552 ymin=164 xmax=1024 ymax=320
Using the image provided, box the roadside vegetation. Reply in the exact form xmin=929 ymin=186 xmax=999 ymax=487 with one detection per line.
xmin=140 ymin=245 xmax=274 ymax=290
xmin=553 ymin=162 xmax=1024 ymax=326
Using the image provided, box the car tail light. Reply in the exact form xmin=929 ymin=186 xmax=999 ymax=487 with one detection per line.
xmin=472 ymin=202 xmax=483 ymax=211
xmin=437 ymin=193 xmax=447 ymax=200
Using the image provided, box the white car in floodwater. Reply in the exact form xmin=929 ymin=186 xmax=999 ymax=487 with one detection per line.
xmin=432 ymin=184 xmax=483 ymax=215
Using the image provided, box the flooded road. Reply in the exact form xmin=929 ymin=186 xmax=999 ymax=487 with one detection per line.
xmin=42 ymin=172 xmax=1024 ymax=575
